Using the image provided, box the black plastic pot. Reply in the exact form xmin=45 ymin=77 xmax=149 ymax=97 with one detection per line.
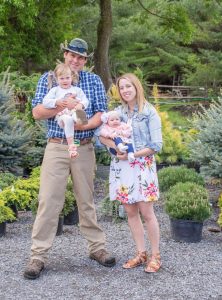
xmin=7 ymin=204 xmax=18 ymax=223
xmin=170 ymin=218 xmax=203 ymax=243
xmin=64 ymin=207 xmax=79 ymax=225
xmin=0 ymin=222 xmax=6 ymax=237
xmin=56 ymin=215 xmax=64 ymax=236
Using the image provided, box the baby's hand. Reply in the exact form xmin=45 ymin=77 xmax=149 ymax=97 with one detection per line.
xmin=110 ymin=132 xmax=117 ymax=139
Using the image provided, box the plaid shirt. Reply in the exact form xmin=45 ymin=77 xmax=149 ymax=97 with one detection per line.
xmin=32 ymin=70 xmax=107 ymax=139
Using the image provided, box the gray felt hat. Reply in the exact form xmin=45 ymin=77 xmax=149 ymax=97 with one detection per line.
xmin=60 ymin=38 xmax=93 ymax=58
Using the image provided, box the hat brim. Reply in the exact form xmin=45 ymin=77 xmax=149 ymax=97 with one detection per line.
xmin=61 ymin=45 xmax=93 ymax=58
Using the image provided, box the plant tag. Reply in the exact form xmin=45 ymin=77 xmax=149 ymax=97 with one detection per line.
xmin=74 ymin=139 xmax=80 ymax=147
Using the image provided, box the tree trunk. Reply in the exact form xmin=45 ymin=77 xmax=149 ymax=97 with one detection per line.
xmin=94 ymin=0 xmax=112 ymax=91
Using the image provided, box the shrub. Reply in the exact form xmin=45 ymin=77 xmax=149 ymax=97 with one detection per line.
xmin=158 ymin=165 xmax=205 ymax=192
xmin=0 ymin=187 xmax=31 ymax=211
xmin=165 ymin=182 xmax=211 ymax=221
xmin=0 ymin=69 xmax=32 ymax=173
xmin=0 ymin=199 xmax=16 ymax=223
xmin=99 ymin=180 xmax=123 ymax=222
xmin=95 ymin=148 xmax=111 ymax=166
xmin=0 ymin=172 xmax=17 ymax=190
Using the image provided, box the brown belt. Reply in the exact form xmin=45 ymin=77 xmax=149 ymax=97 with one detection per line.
xmin=48 ymin=137 xmax=92 ymax=145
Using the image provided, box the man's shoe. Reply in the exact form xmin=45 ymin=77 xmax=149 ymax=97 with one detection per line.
xmin=23 ymin=259 xmax=44 ymax=280
xmin=89 ymin=249 xmax=116 ymax=267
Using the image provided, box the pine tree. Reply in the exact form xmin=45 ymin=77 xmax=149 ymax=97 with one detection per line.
xmin=0 ymin=70 xmax=31 ymax=173
xmin=190 ymin=97 xmax=222 ymax=179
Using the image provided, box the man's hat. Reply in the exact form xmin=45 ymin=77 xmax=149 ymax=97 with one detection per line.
xmin=60 ymin=38 xmax=93 ymax=58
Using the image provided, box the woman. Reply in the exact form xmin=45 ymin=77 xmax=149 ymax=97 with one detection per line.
xmin=100 ymin=73 xmax=162 ymax=273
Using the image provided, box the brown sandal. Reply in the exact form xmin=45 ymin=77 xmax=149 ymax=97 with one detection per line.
xmin=123 ymin=251 xmax=148 ymax=269
xmin=144 ymin=253 xmax=161 ymax=273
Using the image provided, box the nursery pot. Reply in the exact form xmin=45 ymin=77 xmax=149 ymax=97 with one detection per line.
xmin=118 ymin=204 xmax=127 ymax=219
xmin=7 ymin=204 xmax=18 ymax=223
xmin=56 ymin=215 xmax=64 ymax=236
xmin=64 ymin=207 xmax=79 ymax=225
xmin=0 ymin=222 xmax=6 ymax=237
xmin=170 ymin=218 xmax=203 ymax=243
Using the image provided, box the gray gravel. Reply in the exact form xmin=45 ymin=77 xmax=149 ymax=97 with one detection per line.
xmin=0 ymin=177 xmax=222 ymax=300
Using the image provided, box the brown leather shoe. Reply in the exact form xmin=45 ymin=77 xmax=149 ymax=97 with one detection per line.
xmin=89 ymin=249 xmax=116 ymax=267
xmin=24 ymin=259 xmax=44 ymax=280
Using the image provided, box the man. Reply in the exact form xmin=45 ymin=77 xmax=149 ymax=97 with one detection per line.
xmin=24 ymin=38 xmax=116 ymax=280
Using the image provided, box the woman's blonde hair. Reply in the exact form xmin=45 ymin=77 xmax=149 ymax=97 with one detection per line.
xmin=54 ymin=63 xmax=78 ymax=83
xmin=116 ymin=73 xmax=147 ymax=113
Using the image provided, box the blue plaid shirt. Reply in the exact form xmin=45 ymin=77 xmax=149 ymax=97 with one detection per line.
xmin=32 ymin=70 xmax=107 ymax=139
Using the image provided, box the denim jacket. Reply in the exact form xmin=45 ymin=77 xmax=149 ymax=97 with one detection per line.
xmin=115 ymin=103 xmax=162 ymax=152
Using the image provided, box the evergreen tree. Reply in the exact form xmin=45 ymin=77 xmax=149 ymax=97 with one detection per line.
xmin=0 ymin=70 xmax=31 ymax=173
xmin=189 ymin=97 xmax=222 ymax=179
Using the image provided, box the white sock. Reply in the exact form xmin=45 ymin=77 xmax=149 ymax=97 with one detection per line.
xmin=72 ymin=111 xmax=77 ymax=123
xmin=117 ymin=143 xmax=128 ymax=153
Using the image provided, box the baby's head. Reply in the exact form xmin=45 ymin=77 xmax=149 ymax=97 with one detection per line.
xmin=101 ymin=111 xmax=121 ymax=127
xmin=54 ymin=63 xmax=75 ymax=89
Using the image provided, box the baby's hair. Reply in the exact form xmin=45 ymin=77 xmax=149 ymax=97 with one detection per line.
xmin=108 ymin=111 xmax=120 ymax=119
xmin=54 ymin=63 xmax=78 ymax=84
xmin=101 ymin=110 xmax=120 ymax=124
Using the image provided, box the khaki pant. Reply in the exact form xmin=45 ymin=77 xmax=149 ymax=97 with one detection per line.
xmin=31 ymin=142 xmax=106 ymax=263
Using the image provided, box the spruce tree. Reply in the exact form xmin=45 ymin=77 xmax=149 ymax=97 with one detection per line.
xmin=0 ymin=70 xmax=31 ymax=173
xmin=189 ymin=97 xmax=222 ymax=179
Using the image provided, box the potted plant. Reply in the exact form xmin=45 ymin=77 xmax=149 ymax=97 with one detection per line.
xmin=0 ymin=186 xmax=31 ymax=220
xmin=63 ymin=182 xmax=78 ymax=226
xmin=0 ymin=199 xmax=16 ymax=237
xmin=165 ymin=182 xmax=212 ymax=242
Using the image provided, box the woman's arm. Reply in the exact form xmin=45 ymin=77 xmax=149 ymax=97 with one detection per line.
xmin=134 ymin=147 xmax=155 ymax=158
xmin=99 ymin=136 xmax=116 ymax=149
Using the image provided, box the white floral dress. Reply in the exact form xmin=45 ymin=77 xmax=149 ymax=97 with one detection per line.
xmin=109 ymin=152 xmax=159 ymax=204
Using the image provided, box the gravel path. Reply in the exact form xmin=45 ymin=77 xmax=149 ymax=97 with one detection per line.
xmin=0 ymin=177 xmax=222 ymax=300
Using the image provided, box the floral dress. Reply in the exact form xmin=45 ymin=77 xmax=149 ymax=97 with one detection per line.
xmin=107 ymin=102 xmax=162 ymax=204
xmin=109 ymin=154 xmax=159 ymax=204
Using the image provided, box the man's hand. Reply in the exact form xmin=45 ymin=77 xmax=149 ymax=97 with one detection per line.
xmin=65 ymin=94 xmax=80 ymax=110
xmin=56 ymin=99 xmax=68 ymax=109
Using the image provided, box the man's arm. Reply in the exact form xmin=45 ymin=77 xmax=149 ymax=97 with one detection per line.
xmin=74 ymin=111 xmax=103 ymax=131
xmin=32 ymin=104 xmax=63 ymax=120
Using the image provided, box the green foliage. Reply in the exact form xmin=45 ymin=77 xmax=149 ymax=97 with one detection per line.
xmin=153 ymin=86 xmax=189 ymax=164
xmin=99 ymin=180 xmax=123 ymax=222
xmin=0 ymin=186 xmax=31 ymax=211
xmin=0 ymin=1 xmax=78 ymax=73
xmin=100 ymin=195 xmax=122 ymax=222
xmin=165 ymin=182 xmax=211 ymax=221
xmin=158 ymin=165 xmax=205 ymax=192
xmin=189 ymin=98 xmax=222 ymax=179
xmin=0 ymin=172 xmax=17 ymax=190
xmin=156 ymin=110 xmax=189 ymax=164
xmin=95 ymin=148 xmax=111 ymax=166
xmin=0 ymin=199 xmax=16 ymax=223
xmin=0 ymin=70 xmax=32 ymax=173
xmin=63 ymin=177 xmax=77 ymax=216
